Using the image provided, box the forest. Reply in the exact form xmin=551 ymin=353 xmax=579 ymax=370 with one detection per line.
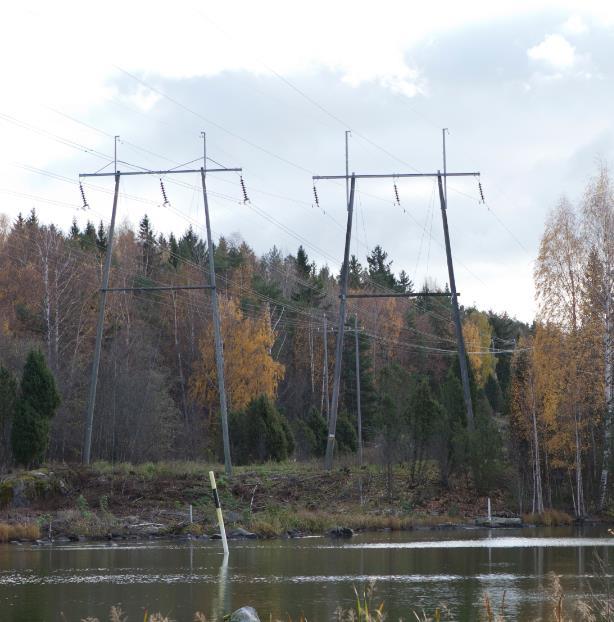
xmin=0 ymin=165 xmax=612 ymax=520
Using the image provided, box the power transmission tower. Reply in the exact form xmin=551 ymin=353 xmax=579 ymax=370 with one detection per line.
xmin=313 ymin=169 xmax=479 ymax=471
xmin=80 ymin=135 xmax=241 ymax=476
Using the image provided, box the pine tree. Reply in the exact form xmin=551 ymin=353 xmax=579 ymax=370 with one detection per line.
xmin=11 ymin=350 xmax=60 ymax=467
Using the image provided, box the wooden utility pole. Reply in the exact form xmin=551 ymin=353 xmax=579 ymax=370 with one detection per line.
xmin=80 ymin=137 xmax=241 ymax=471
xmin=314 ymin=167 xmax=479 ymax=470
xmin=83 ymin=172 xmax=120 ymax=465
xmin=325 ymin=174 xmax=356 ymax=470
xmin=354 ymin=313 xmax=363 ymax=468
xmin=323 ymin=313 xmax=330 ymax=422
xmin=437 ymin=172 xmax=474 ymax=429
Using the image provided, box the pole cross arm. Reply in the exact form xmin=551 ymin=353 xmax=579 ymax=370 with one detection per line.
xmin=313 ymin=172 xmax=479 ymax=180
xmin=344 ymin=292 xmax=459 ymax=299
xmin=101 ymin=285 xmax=215 ymax=292
xmin=80 ymin=167 xmax=241 ymax=178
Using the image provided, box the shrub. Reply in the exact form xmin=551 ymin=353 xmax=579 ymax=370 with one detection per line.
xmin=230 ymin=395 xmax=294 ymax=464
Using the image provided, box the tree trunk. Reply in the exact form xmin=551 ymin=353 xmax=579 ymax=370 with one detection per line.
xmin=530 ymin=377 xmax=544 ymax=513
xmin=599 ymin=280 xmax=612 ymax=510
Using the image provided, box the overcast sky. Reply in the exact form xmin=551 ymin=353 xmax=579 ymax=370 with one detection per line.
xmin=2 ymin=0 xmax=614 ymax=321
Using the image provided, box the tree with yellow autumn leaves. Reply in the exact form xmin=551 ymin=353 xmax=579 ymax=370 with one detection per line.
xmin=190 ymin=296 xmax=285 ymax=421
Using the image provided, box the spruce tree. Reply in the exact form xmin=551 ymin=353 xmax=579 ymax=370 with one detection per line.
xmin=69 ymin=218 xmax=80 ymax=240
xmin=11 ymin=350 xmax=60 ymax=468
xmin=0 ymin=367 xmax=17 ymax=462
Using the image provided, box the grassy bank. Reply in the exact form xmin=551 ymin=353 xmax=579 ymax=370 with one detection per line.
xmin=0 ymin=460 xmax=530 ymax=541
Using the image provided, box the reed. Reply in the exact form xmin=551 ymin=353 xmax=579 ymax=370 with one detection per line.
xmin=0 ymin=522 xmax=40 ymax=542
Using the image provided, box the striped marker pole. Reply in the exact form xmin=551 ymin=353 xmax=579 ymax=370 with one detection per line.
xmin=209 ymin=470 xmax=229 ymax=556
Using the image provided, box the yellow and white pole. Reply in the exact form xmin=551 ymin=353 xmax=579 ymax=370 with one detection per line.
xmin=209 ymin=470 xmax=229 ymax=556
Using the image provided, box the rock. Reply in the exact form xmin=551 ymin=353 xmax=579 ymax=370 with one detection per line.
xmin=229 ymin=527 xmax=257 ymax=539
xmin=55 ymin=536 xmax=71 ymax=543
xmin=229 ymin=606 xmax=261 ymax=622
xmin=0 ymin=470 xmax=69 ymax=509
xmin=328 ymin=526 xmax=354 ymax=538
xmin=475 ymin=516 xmax=523 ymax=528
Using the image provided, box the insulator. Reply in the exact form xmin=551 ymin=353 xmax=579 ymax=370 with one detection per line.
xmin=79 ymin=182 xmax=89 ymax=210
xmin=478 ymin=181 xmax=485 ymax=204
xmin=240 ymin=176 xmax=250 ymax=203
xmin=313 ymin=184 xmax=320 ymax=209
xmin=160 ymin=179 xmax=170 ymax=207
xmin=394 ymin=180 xmax=400 ymax=206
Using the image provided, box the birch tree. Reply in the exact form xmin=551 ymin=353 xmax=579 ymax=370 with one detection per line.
xmin=581 ymin=165 xmax=614 ymax=509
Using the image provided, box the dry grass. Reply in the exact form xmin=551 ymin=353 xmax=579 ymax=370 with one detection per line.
xmin=0 ymin=522 xmax=40 ymax=542
xmin=523 ymin=509 xmax=574 ymax=526
xmin=248 ymin=506 xmax=460 ymax=537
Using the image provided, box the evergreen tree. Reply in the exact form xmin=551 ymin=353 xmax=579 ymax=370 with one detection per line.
xmin=11 ymin=350 xmax=60 ymax=467
xmin=168 ymin=233 xmax=179 ymax=268
xmin=230 ymin=395 xmax=293 ymax=464
xmin=407 ymin=378 xmax=441 ymax=483
xmin=81 ymin=221 xmax=96 ymax=249
xmin=295 ymin=245 xmax=311 ymax=280
xmin=348 ymin=255 xmax=364 ymax=289
xmin=14 ymin=212 xmax=25 ymax=231
xmin=0 ymin=367 xmax=17 ymax=463
xmin=69 ymin=218 xmax=80 ymax=240
xmin=396 ymin=270 xmax=413 ymax=294
xmin=341 ymin=318 xmax=378 ymax=440
xmin=26 ymin=208 xmax=39 ymax=230
xmin=138 ymin=214 xmax=157 ymax=275
xmin=438 ymin=366 xmax=469 ymax=486
xmin=178 ymin=226 xmax=205 ymax=263
xmin=96 ymin=220 xmax=107 ymax=253
xmin=292 ymin=246 xmax=325 ymax=307
xmin=367 ymin=245 xmax=396 ymax=290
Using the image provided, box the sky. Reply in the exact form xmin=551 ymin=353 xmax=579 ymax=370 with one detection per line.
xmin=2 ymin=0 xmax=614 ymax=322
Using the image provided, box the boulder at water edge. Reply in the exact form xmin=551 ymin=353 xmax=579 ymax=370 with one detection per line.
xmin=229 ymin=606 xmax=261 ymax=622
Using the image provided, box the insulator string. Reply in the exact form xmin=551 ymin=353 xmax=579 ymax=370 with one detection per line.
xmin=240 ymin=176 xmax=250 ymax=203
xmin=160 ymin=178 xmax=170 ymax=207
xmin=79 ymin=182 xmax=89 ymax=210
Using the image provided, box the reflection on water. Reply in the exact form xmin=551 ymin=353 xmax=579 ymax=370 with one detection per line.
xmin=0 ymin=527 xmax=611 ymax=621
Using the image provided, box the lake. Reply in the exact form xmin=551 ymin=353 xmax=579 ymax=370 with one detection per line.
xmin=0 ymin=526 xmax=612 ymax=621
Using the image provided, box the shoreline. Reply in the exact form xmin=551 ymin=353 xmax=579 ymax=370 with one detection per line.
xmin=0 ymin=461 xmax=587 ymax=545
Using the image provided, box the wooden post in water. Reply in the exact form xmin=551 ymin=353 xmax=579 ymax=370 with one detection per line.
xmin=209 ymin=471 xmax=229 ymax=556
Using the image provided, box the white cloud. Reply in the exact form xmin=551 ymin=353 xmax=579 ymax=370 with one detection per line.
xmin=527 ymin=34 xmax=576 ymax=70
xmin=561 ymin=15 xmax=589 ymax=35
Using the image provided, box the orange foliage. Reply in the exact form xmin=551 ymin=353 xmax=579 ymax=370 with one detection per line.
xmin=190 ymin=297 xmax=285 ymax=413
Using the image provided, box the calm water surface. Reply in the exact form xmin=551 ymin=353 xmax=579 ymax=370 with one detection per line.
xmin=0 ymin=526 xmax=613 ymax=621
